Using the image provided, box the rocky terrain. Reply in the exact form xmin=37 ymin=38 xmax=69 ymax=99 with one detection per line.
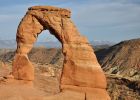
xmin=97 ymin=38 xmax=140 ymax=100
xmin=0 ymin=48 xmax=63 ymax=67
xmin=106 ymin=74 xmax=140 ymax=100
xmin=0 ymin=38 xmax=140 ymax=99
xmin=96 ymin=38 xmax=140 ymax=80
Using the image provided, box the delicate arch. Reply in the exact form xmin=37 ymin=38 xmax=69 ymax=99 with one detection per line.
xmin=12 ymin=6 xmax=110 ymax=99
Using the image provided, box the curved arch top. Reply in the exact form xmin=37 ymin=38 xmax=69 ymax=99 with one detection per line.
xmin=12 ymin=6 xmax=110 ymax=99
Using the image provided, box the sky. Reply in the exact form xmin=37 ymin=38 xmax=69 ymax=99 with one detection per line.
xmin=0 ymin=0 xmax=140 ymax=43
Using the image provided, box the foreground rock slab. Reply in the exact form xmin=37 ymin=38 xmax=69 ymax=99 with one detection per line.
xmin=0 ymin=79 xmax=47 ymax=100
xmin=46 ymin=89 xmax=111 ymax=100
xmin=12 ymin=5 xmax=110 ymax=99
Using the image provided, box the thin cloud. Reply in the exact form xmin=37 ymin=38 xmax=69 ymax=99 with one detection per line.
xmin=68 ymin=1 xmax=140 ymax=42
xmin=0 ymin=0 xmax=139 ymax=42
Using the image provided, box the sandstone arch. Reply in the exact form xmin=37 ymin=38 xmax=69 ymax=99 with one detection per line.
xmin=12 ymin=6 xmax=110 ymax=99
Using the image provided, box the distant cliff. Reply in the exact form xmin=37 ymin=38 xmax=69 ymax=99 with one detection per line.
xmin=96 ymin=38 xmax=140 ymax=80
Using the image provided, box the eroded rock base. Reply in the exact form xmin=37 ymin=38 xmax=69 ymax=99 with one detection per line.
xmin=12 ymin=54 xmax=34 ymax=81
xmin=61 ymin=85 xmax=110 ymax=100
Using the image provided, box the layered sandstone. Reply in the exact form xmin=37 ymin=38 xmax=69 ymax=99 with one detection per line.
xmin=12 ymin=6 xmax=110 ymax=99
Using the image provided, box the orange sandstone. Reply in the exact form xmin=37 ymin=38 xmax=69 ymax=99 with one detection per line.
xmin=12 ymin=6 xmax=110 ymax=99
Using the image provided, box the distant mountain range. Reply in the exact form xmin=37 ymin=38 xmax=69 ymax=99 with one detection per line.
xmin=90 ymin=40 xmax=115 ymax=46
xmin=35 ymin=41 xmax=61 ymax=48
xmin=0 ymin=39 xmax=115 ymax=48
xmin=0 ymin=40 xmax=16 ymax=48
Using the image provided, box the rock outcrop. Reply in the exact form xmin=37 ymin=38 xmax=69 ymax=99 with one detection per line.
xmin=12 ymin=6 xmax=110 ymax=99
xmin=96 ymin=38 xmax=140 ymax=80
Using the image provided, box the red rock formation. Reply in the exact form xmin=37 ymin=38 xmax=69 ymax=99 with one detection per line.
xmin=12 ymin=6 xmax=110 ymax=99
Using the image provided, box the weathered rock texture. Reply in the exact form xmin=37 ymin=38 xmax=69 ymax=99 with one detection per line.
xmin=96 ymin=38 xmax=140 ymax=80
xmin=12 ymin=6 xmax=110 ymax=99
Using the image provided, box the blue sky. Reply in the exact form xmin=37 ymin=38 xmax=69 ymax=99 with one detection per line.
xmin=0 ymin=0 xmax=140 ymax=43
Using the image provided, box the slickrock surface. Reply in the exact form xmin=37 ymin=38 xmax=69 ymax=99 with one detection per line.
xmin=12 ymin=6 xmax=110 ymax=99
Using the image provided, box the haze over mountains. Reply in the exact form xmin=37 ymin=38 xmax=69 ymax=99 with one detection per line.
xmin=0 ymin=39 xmax=115 ymax=48
xmin=0 ymin=40 xmax=16 ymax=48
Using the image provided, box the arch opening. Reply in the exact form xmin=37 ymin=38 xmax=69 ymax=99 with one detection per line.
xmin=29 ymin=30 xmax=64 ymax=94
xmin=35 ymin=30 xmax=61 ymax=48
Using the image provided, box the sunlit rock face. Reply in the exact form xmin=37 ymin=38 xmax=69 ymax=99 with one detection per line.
xmin=12 ymin=6 xmax=110 ymax=99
